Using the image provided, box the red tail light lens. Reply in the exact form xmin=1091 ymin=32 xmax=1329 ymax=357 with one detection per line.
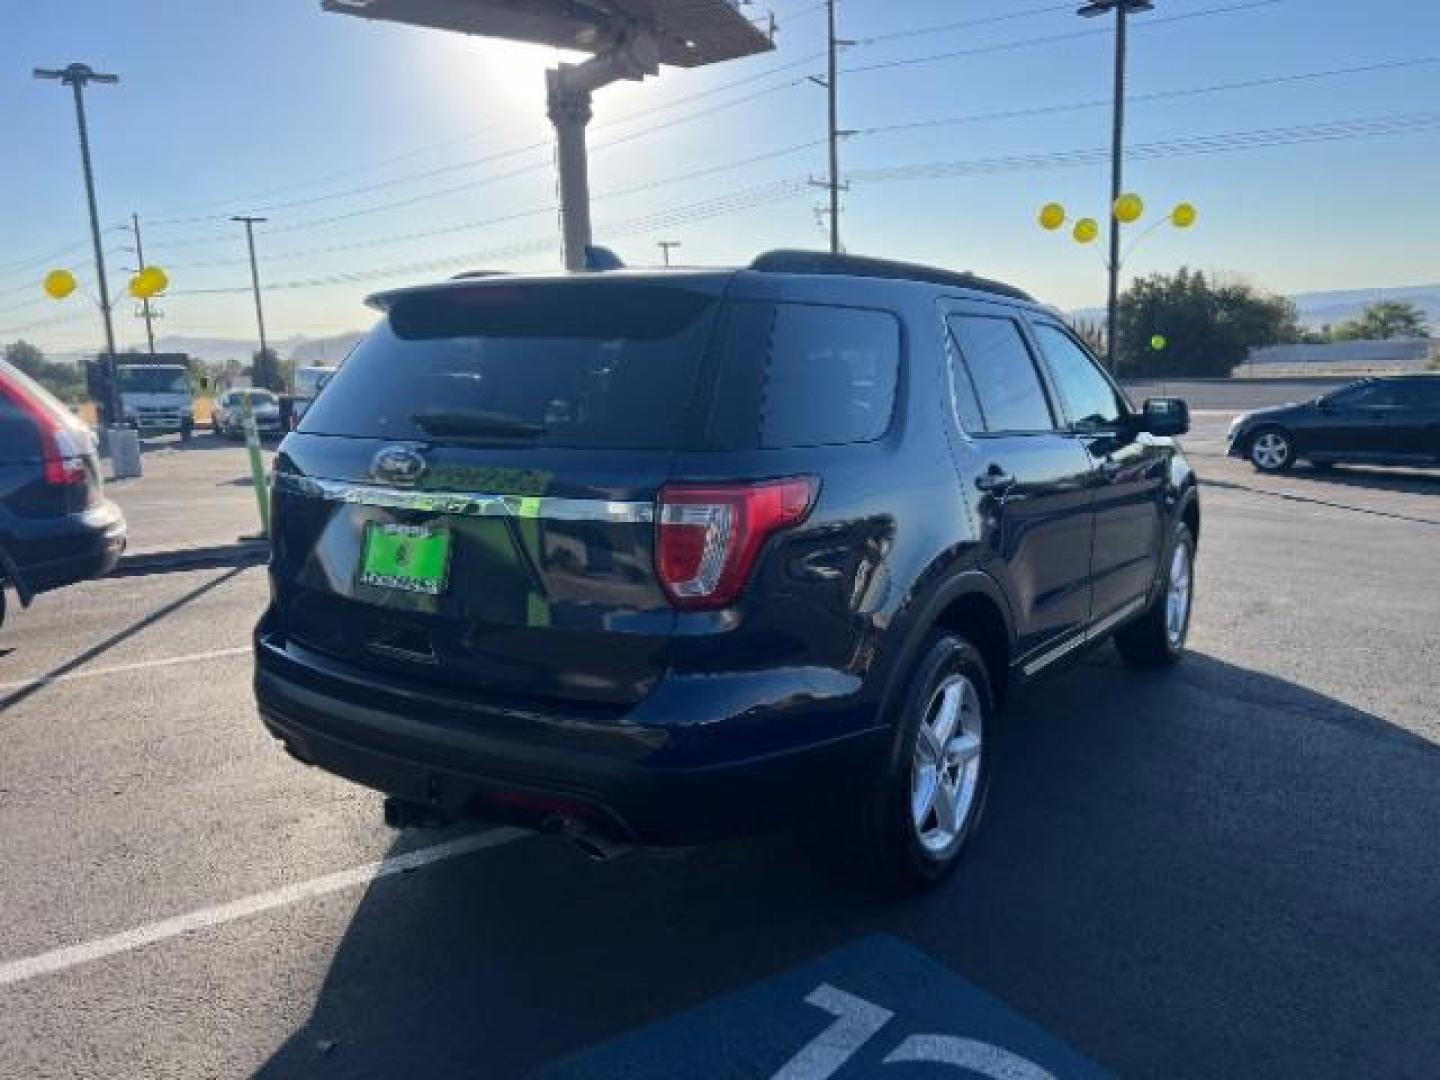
xmin=0 ymin=373 xmax=90 ymax=487
xmin=657 ymin=477 xmax=817 ymax=610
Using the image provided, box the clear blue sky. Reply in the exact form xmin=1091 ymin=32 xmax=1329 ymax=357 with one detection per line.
xmin=3 ymin=0 xmax=1437 ymax=354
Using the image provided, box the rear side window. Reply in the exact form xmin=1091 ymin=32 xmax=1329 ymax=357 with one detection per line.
xmin=299 ymin=283 xmax=718 ymax=449
xmin=709 ymin=301 xmax=900 ymax=449
xmin=947 ymin=315 xmax=1054 ymax=433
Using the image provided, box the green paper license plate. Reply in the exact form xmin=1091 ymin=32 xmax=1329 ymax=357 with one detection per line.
xmin=359 ymin=524 xmax=452 ymax=596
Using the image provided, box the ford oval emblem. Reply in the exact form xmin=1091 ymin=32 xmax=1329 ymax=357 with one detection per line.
xmin=371 ymin=444 xmax=427 ymax=486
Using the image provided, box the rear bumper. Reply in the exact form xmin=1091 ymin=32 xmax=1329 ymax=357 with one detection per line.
xmin=4 ymin=500 xmax=126 ymax=599
xmin=254 ymin=624 xmax=886 ymax=845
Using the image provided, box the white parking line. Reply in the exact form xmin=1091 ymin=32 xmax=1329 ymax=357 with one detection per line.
xmin=0 ymin=645 xmax=251 ymax=693
xmin=0 ymin=828 xmax=528 ymax=988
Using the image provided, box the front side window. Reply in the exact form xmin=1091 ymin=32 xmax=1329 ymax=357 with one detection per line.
xmin=946 ymin=315 xmax=1054 ymax=434
xmin=1328 ymin=382 xmax=1403 ymax=410
xmin=1032 ymin=323 xmax=1126 ymax=430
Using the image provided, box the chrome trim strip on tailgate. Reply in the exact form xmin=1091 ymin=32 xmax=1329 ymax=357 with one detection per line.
xmin=274 ymin=474 xmax=656 ymax=523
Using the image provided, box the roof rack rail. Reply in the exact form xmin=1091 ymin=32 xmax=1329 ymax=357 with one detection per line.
xmin=749 ymin=249 xmax=1033 ymax=302
xmin=449 ymin=270 xmax=510 ymax=280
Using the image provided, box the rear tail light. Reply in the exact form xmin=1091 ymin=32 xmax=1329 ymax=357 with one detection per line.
xmin=656 ymin=477 xmax=817 ymax=610
xmin=0 ymin=376 xmax=90 ymax=487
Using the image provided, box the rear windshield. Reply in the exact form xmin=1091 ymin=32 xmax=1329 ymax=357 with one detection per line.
xmin=299 ymin=283 xmax=718 ymax=449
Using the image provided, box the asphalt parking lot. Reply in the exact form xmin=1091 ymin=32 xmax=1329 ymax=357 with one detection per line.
xmin=2 ymin=409 xmax=1437 ymax=1077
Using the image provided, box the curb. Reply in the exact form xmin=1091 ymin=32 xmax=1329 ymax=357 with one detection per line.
xmin=112 ymin=540 xmax=270 ymax=579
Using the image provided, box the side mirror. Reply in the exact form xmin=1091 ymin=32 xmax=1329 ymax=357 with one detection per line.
xmin=1139 ymin=397 xmax=1190 ymax=437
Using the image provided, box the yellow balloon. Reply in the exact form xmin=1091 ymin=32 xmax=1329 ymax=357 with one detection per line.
xmin=43 ymin=269 xmax=77 ymax=300
xmin=1038 ymin=203 xmax=1067 ymax=231
xmin=1172 ymin=203 xmax=1198 ymax=229
xmin=1114 ymin=193 xmax=1145 ymax=224
xmin=130 ymin=265 xmax=169 ymax=299
xmin=1073 ymin=218 xmax=1100 ymax=244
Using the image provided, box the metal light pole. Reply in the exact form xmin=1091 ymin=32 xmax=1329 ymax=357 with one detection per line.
xmin=1077 ymin=0 xmax=1152 ymax=372
xmin=231 ymin=216 xmax=270 ymax=377
xmin=34 ymin=63 xmax=122 ymax=425
xmin=657 ymin=240 xmax=681 ymax=267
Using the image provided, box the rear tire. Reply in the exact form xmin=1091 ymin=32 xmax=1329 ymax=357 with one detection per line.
xmin=1248 ymin=427 xmax=1294 ymax=473
xmin=1114 ymin=524 xmax=1195 ymax=668
xmin=853 ymin=632 xmax=993 ymax=892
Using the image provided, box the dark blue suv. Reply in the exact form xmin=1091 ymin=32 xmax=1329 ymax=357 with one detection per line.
xmin=254 ymin=251 xmax=1198 ymax=889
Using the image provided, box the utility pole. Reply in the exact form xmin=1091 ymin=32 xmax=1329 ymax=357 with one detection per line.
xmin=657 ymin=240 xmax=681 ymax=267
xmin=34 ymin=63 xmax=122 ymax=426
xmin=805 ymin=1 xmax=849 ymax=253
xmin=1078 ymin=0 xmax=1152 ymax=373
xmin=825 ymin=0 xmax=840 ymax=254
xmin=130 ymin=213 xmax=156 ymax=356
xmin=231 ymin=216 xmax=270 ymax=385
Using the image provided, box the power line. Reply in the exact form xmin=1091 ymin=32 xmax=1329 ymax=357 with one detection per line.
xmin=144 ymin=109 xmax=1440 ymax=304
xmin=856 ymin=56 xmax=1440 ymax=136
xmin=156 ymin=55 xmax=1438 ymax=274
xmin=847 ymin=111 xmax=1440 ymax=186
xmin=164 ymin=177 xmax=812 ymax=298
xmin=842 ymin=0 xmax=1284 ymax=77
xmin=857 ymin=2 xmax=1076 ymax=46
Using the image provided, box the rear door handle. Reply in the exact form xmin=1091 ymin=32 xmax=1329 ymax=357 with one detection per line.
xmin=975 ymin=465 xmax=1016 ymax=495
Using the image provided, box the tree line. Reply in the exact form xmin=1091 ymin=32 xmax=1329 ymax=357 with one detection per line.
xmin=2 ymin=341 xmax=291 ymax=406
xmin=1109 ymin=268 xmax=1431 ymax=377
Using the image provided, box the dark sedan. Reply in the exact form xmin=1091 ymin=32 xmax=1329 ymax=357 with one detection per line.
xmin=1228 ymin=374 xmax=1440 ymax=472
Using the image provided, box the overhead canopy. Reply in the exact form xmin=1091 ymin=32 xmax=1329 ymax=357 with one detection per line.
xmin=321 ymin=0 xmax=773 ymax=67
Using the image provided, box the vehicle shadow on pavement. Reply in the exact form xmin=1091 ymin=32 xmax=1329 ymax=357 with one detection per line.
xmin=1204 ymin=475 xmax=1440 ymax=527
xmin=0 ymin=566 xmax=248 ymax=711
xmin=1292 ymin=463 xmax=1440 ymax=496
xmin=255 ymin=651 xmax=1440 ymax=1080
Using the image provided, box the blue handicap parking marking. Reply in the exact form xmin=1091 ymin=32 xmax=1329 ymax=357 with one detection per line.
xmin=546 ymin=935 xmax=1111 ymax=1079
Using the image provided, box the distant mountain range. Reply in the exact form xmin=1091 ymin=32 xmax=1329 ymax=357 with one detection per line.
xmin=47 ymin=331 xmax=369 ymax=369
xmin=43 ymin=283 xmax=1438 ymax=367
xmin=1071 ymin=283 xmax=1440 ymax=334
xmin=1285 ymin=284 xmax=1440 ymax=331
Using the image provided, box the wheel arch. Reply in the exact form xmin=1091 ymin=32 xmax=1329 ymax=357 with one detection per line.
xmin=1178 ymin=484 xmax=1201 ymax=547
xmin=877 ymin=568 xmax=1016 ymax=745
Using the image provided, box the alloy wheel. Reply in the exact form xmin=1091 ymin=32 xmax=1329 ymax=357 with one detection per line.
xmin=910 ymin=673 xmax=984 ymax=853
xmin=1166 ymin=541 xmax=1193 ymax=648
xmin=1251 ymin=432 xmax=1290 ymax=470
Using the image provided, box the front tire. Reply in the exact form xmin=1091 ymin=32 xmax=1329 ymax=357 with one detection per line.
xmin=854 ymin=632 xmax=993 ymax=892
xmin=1249 ymin=427 xmax=1294 ymax=473
xmin=1114 ymin=524 xmax=1195 ymax=668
